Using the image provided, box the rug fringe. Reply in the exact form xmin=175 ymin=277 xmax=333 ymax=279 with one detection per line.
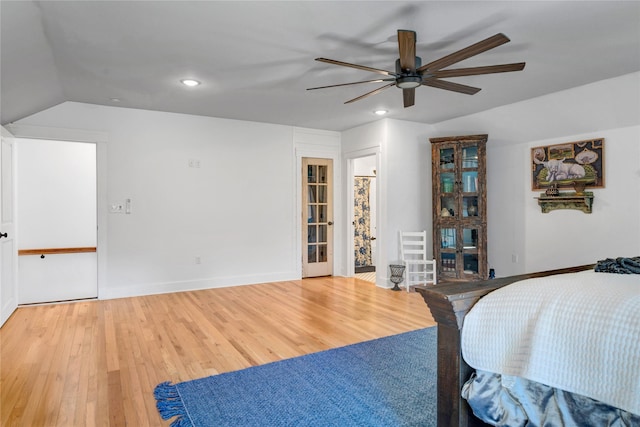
xmin=154 ymin=381 xmax=191 ymax=427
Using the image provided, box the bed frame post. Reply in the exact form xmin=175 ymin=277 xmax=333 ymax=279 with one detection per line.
xmin=417 ymin=285 xmax=490 ymax=427
xmin=437 ymin=323 xmax=479 ymax=427
xmin=416 ymin=264 xmax=594 ymax=427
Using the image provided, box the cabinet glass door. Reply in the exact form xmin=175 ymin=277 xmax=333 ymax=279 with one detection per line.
xmin=439 ymin=147 xmax=455 ymax=169
xmin=462 ymin=227 xmax=479 ymax=275
xmin=463 ymin=196 xmax=478 ymax=217
xmin=461 ymin=145 xmax=478 ymax=168
xmin=440 ymin=170 xmax=456 ymax=217
xmin=461 ymin=144 xmax=479 ymax=217
xmin=440 ymin=228 xmax=456 ymax=274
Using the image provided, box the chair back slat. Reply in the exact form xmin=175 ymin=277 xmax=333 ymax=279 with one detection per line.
xmin=398 ymin=230 xmax=437 ymax=292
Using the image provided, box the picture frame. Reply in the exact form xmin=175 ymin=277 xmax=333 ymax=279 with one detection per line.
xmin=531 ymin=138 xmax=604 ymax=190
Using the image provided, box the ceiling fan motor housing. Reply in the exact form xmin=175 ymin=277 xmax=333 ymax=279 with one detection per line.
xmin=395 ymin=58 xmax=423 ymax=89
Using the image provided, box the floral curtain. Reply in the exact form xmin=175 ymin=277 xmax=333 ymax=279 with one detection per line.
xmin=354 ymin=177 xmax=372 ymax=267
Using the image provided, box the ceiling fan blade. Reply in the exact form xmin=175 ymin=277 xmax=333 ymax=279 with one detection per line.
xmin=398 ymin=30 xmax=416 ymax=72
xmin=315 ymin=58 xmax=395 ymax=76
xmin=344 ymin=83 xmax=395 ymax=104
xmin=403 ymin=88 xmax=415 ymax=108
xmin=422 ymin=78 xmax=481 ymax=95
xmin=307 ymin=78 xmax=396 ymax=91
xmin=432 ymin=62 xmax=526 ymax=78
xmin=418 ymin=33 xmax=510 ymax=72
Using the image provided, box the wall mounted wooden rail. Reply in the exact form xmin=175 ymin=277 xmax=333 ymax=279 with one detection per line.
xmin=18 ymin=247 xmax=97 ymax=256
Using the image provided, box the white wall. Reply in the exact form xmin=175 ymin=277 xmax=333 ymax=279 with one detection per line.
xmin=13 ymin=102 xmax=340 ymax=298
xmin=433 ymin=72 xmax=640 ymax=276
xmin=294 ymin=127 xmax=342 ymax=276
xmin=522 ymin=127 xmax=639 ymax=272
xmin=342 ymin=120 xmax=386 ymax=283
xmin=17 ymin=139 xmax=96 ymax=248
xmin=342 ymin=119 xmax=434 ymax=286
xmin=340 ymin=73 xmax=640 ymax=279
xmin=385 ymin=120 xmax=433 ymax=260
xmin=432 ymin=72 xmax=640 ymax=147
xmin=485 ymin=126 xmax=640 ymax=276
xmin=11 ymin=72 xmax=639 ymax=297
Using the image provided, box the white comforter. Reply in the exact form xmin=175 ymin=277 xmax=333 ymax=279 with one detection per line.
xmin=461 ymin=270 xmax=640 ymax=415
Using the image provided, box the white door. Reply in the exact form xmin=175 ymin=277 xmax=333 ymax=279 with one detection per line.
xmin=17 ymin=139 xmax=97 ymax=304
xmin=302 ymin=158 xmax=333 ymax=277
xmin=0 ymin=128 xmax=17 ymax=326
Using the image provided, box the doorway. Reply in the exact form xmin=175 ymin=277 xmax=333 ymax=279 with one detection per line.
xmin=16 ymin=139 xmax=98 ymax=304
xmin=302 ymin=157 xmax=334 ymax=278
xmin=353 ymin=155 xmax=377 ymax=282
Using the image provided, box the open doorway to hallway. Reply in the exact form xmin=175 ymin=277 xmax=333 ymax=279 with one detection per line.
xmin=353 ymin=155 xmax=376 ymax=283
xmin=16 ymin=138 xmax=97 ymax=304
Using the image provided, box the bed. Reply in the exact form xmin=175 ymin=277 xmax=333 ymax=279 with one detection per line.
xmin=415 ymin=263 xmax=640 ymax=427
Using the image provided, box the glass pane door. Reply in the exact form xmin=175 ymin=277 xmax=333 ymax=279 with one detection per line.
xmin=307 ymin=164 xmax=328 ymax=263
xmin=302 ymin=158 xmax=333 ymax=277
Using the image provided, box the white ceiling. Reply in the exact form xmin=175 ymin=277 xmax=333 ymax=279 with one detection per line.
xmin=1 ymin=1 xmax=639 ymax=131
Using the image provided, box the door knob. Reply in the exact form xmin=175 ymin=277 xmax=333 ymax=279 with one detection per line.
xmin=327 ymin=221 xmax=334 ymax=226
xmin=0 ymin=232 xmax=7 ymax=239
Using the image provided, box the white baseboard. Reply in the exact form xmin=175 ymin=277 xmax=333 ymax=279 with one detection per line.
xmin=100 ymin=271 xmax=300 ymax=300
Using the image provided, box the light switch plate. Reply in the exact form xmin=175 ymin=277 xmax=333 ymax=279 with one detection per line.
xmin=109 ymin=203 xmax=124 ymax=213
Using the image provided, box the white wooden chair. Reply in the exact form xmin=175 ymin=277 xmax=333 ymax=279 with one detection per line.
xmin=399 ymin=231 xmax=437 ymax=292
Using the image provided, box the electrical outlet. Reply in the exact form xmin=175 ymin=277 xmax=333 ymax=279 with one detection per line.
xmin=188 ymin=159 xmax=201 ymax=168
xmin=195 ymin=256 xmax=201 ymax=265
xmin=512 ymin=254 xmax=519 ymax=263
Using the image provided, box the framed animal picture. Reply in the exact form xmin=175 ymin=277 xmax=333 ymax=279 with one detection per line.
xmin=531 ymin=138 xmax=604 ymax=190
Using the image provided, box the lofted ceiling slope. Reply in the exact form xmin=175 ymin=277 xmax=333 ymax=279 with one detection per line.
xmin=1 ymin=1 xmax=639 ymax=131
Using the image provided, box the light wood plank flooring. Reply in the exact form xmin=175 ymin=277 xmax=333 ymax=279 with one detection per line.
xmin=354 ymin=271 xmax=376 ymax=283
xmin=1 ymin=277 xmax=435 ymax=426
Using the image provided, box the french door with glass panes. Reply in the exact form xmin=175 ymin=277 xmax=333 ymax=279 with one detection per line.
xmin=302 ymin=158 xmax=333 ymax=277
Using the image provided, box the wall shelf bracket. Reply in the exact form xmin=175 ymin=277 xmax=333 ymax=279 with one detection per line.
xmin=536 ymin=191 xmax=594 ymax=213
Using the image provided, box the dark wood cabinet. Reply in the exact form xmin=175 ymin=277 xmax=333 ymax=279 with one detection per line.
xmin=430 ymin=134 xmax=488 ymax=281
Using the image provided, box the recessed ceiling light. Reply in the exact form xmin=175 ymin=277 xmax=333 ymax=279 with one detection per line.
xmin=110 ymin=97 xmax=121 ymax=103
xmin=181 ymin=79 xmax=201 ymax=87
xmin=374 ymin=109 xmax=388 ymax=116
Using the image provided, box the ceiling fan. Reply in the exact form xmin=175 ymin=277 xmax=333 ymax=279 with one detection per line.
xmin=308 ymin=30 xmax=525 ymax=108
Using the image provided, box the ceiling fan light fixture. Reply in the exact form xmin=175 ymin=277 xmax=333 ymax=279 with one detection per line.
xmin=396 ymin=76 xmax=422 ymax=89
xmin=309 ymin=30 xmax=525 ymax=107
xmin=181 ymin=79 xmax=201 ymax=87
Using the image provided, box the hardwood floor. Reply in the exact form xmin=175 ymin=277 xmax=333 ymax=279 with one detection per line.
xmin=0 ymin=277 xmax=435 ymax=426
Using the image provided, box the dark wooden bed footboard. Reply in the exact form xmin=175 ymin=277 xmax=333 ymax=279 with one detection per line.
xmin=415 ymin=264 xmax=594 ymax=427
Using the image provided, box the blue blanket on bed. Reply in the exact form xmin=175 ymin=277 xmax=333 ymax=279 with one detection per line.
xmin=595 ymin=256 xmax=640 ymax=274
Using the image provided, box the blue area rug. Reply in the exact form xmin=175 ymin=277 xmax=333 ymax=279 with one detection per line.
xmin=155 ymin=327 xmax=437 ymax=426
